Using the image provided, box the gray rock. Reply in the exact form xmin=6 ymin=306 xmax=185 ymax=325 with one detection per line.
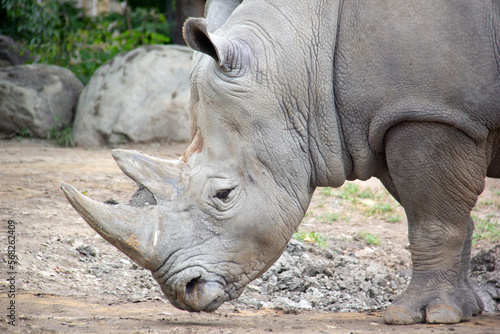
xmin=76 ymin=245 xmax=97 ymax=257
xmin=73 ymin=45 xmax=193 ymax=147
xmin=0 ymin=35 xmax=31 ymax=67
xmin=230 ymin=238 xmax=411 ymax=312
xmin=471 ymin=245 xmax=500 ymax=313
xmin=228 ymin=239 xmax=500 ymax=314
xmin=0 ymin=64 xmax=83 ymax=139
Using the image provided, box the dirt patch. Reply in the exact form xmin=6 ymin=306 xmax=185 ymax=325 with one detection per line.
xmin=3 ymin=292 xmax=500 ymax=333
xmin=1 ymin=139 xmax=499 ymax=333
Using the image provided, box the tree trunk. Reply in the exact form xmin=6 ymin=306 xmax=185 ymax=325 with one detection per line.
xmin=172 ymin=0 xmax=205 ymax=45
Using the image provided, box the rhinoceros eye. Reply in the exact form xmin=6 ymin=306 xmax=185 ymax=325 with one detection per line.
xmin=215 ymin=189 xmax=231 ymax=201
xmin=209 ymin=181 xmax=238 ymax=210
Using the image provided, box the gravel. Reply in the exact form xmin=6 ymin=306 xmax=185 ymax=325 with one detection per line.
xmin=12 ymin=233 xmax=499 ymax=314
xmin=230 ymin=238 xmax=410 ymax=313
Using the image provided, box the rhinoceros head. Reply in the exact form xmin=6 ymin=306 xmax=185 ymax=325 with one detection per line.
xmin=61 ymin=139 xmax=307 ymax=312
xmin=61 ymin=0 xmax=325 ymax=312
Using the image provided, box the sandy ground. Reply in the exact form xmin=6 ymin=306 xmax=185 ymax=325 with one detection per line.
xmin=1 ymin=138 xmax=499 ymax=333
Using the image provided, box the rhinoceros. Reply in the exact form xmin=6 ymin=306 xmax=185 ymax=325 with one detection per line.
xmin=61 ymin=0 xmax=500 ymax=325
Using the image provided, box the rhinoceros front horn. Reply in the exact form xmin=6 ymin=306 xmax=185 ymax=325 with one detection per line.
xmin=60 ymin=150 xmax=186 ymax=270
xmin=61 ymin=183 xmax=162 ymax=269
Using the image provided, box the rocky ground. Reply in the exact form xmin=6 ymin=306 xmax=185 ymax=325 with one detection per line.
xmin=1 ymin=139 xmax=499 ymax=333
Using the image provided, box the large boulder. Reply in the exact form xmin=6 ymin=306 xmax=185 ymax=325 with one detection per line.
xmin=73 ymin=45 xmax=193 ymax=147
xmin=0 ymin=64 xmax=83 ymax=139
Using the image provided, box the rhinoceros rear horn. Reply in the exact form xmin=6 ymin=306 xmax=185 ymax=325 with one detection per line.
xmin=60 ymin=183 xmax=160 ymax=270
xmin=111 ymin=149 xmax=185 ymax=202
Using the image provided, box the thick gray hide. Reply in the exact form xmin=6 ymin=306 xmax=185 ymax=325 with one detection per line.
xmin=73 ymin=45 xmax=193 ymax=147
xmin=0 ymin=64 xmax=83 ymax=139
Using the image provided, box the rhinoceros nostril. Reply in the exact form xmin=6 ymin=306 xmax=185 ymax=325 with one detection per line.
xmin=185 ymin=277 xmax=205 ymax=301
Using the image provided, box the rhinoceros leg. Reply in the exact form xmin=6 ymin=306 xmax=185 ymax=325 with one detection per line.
xmin=379 ymin=121 xmax=486 ymax=324
xmin=378 ymin=167 xmax=484 ymax=320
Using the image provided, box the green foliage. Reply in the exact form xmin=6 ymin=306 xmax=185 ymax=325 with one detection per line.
xmin=16 ymin=127 xmax=32 ymax=141
xmin=46 ymin=116 xmax=74 ymax=147
xmin=1 ymin=0 xmax=171 ymax=85
xmin=293 ymin=231 xmax=328 ymax=248
xmin=357 ymin=230 xmax=380 ymax=246
xmin=129 ymin=0 xmax=168 ymax=13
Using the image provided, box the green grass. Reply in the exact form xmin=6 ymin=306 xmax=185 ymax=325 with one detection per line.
xmin=358 ymin=189 xmax=376 ymax=199
xmin=315 ymin=212 xmax=338 ymax=224
xmin=473 ymin=214 xmax=500 ymax=243
xmin=303 ymin=182 xmax=407 ymax=248
xmin=16 ymin=127 xmax=32 ymax=141
xmin=318 ymin=183 xmax=402 ymax=221
xmin=365 ymin=203 xmax=394 ymax=215
xmin=336 ymin=183 xmax=360 ymax=200
xmin=46 ymin=116 xmax=74 ymax=147
xmin=319 ymin=187 xmax=336 ymax=196
xmin=312 ymin=181 xmax=500 ymax=247
xmin=293 ymin=231 xmax=328 ymax=248
xmin=385 ymin=214 xmax=403 ymax=223
xmin=357 ymin=230 xmax=381 ymax=246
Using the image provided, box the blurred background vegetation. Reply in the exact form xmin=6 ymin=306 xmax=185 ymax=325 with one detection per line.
xmin=0 ymin=0 xmax=205 ymax=84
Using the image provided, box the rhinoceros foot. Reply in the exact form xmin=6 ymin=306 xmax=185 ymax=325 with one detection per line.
xmin=384 ymin=277 xmax=484 ymax=324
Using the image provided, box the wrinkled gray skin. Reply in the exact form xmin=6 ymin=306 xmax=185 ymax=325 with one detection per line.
xmin=62 ymin=0 xmax=500 ymax=325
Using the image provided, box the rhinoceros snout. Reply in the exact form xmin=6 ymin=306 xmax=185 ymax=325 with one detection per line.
xmin=159 ymin=270 xmax=226 ymax=312
xmin=183 ymin=278 xmax=225 ymax=312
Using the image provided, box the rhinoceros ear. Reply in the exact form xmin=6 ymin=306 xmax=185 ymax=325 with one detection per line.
xmin=183 ymin=18 xmax=248 ymax=73
xmin=204 ymin=0 xmax=242 ymax=33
